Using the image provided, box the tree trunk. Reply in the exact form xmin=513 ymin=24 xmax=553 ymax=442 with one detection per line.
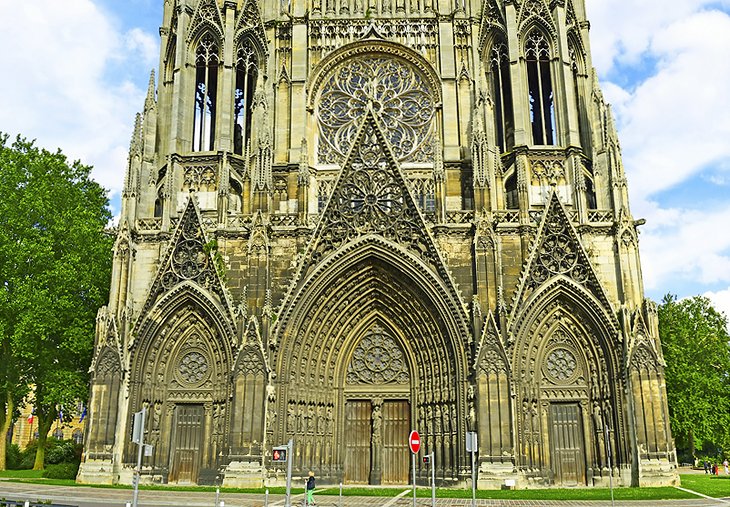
xmin=0 ymin=389 xmax=13 ymax=470
xmin=33 ymin=411 xmax=53 ymax=471
xmin=688 ymin=428 xmax=695 ymax=462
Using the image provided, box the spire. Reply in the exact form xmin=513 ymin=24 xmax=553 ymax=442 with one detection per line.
xmin=144 ymin=70 xmax=156 ymax=113
xmin=129 ymin=113 xmax=143 ymax=156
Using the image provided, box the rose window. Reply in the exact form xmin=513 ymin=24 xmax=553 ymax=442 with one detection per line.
xmin=178 ymin=351 xmax=209 ymax=384
xmin=318 ymin=56 xmax=435 ymax=165
xmin=347 ymin=326 xmax=409 ymax=384
xmin=544 ymin=348 xmax=578 ymax=383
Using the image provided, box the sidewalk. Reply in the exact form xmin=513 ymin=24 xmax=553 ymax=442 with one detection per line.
xmin=0 ymin=481 xmax=728 ymax=507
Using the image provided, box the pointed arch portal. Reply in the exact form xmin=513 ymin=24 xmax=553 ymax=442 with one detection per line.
xmin=274 ymin=239 xmax=469 ymax=484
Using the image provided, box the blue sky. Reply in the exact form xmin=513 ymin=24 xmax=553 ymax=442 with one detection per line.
xmin=1 ymin=0 xmax=729 ymax=319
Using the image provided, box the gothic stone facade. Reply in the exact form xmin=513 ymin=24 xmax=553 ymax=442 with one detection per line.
xmin=78 ymin=0 xmax=678 ymax=489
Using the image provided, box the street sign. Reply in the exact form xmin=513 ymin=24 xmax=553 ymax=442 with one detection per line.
xmin=272 ymin=446 xmax=288 ymax=462
xmin=466 ymin=431 xmax=478 ymax=453
xmin=408 ymin=430 xmax=421 ymax=454
xmin=144 ymin=444 xmax=153 ymax=457
xmin=423 ymin=455 xmax=431 ymax=464
xmin=132 ymin=409 xmax=145 ymax=444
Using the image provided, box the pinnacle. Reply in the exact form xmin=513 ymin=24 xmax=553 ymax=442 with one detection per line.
xmin=144 ymin=69 xmax=156 ymax=112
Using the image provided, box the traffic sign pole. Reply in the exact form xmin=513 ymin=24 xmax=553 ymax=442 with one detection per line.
xmin=285 ymin=439 xmax=293 ymax=507
xmin=408 ymin=430 xmax=421 ymax=507
xmin=412 ymin=452 xmax=416 ymax=507
xmin=430 ymin=452 xmax=435 ymax=507
xmin=131 ymin=407 xmax=146 ymax=507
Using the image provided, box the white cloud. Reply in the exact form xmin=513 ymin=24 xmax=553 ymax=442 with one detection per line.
xmin=619 ymin=11 xmax=730 ymax=199
xmin=584 ymin=2 xmax=730 ymax=300
xmin=640 ymin=204 xmax=730 ymax=290
xmin=703 ymin=288 xmax=730 ymax=325
xmin=126 ymin=27 xmax=159 ymax=69
xmin=0 ymin=0 xmax=158 ymax=208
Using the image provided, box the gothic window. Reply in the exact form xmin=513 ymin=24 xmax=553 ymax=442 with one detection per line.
xmin=462 ymin=171 xmax=475 ymax=211
xmin=585 ymin=176 xmax=597 ymax=209
xmin=570 ymin=40 xmax=589 ymax=151
xmin=408 ymin=177 xmax=436 ymax=213
xmin=505 ymin=172 xmax=518 ymax=209
xmin=525 ymin=30 xmax=556 ymax=145
xmin=317 ymin=56 xmax=436 ymax=165
xmin=154 ymin=189 xmax=164 ymax=218
xmin=234 ymin=40 xmax=258 ymax=156
xmin=317 ymin=178 xmax=334 ymax=212
xmin=193 ymin=33 xmax=220 ymax=152
xmin=53 ymin=428 xmax=64 ymax=440
xmin=72 ymin=429 xmax=84 ymax=445
xmin=490 ymin=41 xmax=514 ymax=152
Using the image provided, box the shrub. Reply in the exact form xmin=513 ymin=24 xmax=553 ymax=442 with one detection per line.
xmin=5 ymin=443 xmax=22 ymax=470
xmin=46 ymin=440 xmax=79 ymax=465
xmin=42 ymin=462 xmax=80 ymax=480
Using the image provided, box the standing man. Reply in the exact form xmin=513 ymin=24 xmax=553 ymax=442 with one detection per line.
xmin=306 ymin=471 xmax=316 ymax=506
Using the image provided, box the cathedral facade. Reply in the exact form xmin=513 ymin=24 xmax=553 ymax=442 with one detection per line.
xmin=78 ymin=0 xmax=678 ymax=488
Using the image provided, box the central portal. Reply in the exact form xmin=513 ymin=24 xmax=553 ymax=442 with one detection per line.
xmin=343 ymin=399 xmax=410 ymax=485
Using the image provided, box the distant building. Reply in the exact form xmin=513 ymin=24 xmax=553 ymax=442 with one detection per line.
xmin=79 ymin=0 xmax=677 ymax=489
xmin=11 ymin=401 xmax=85 ymax=449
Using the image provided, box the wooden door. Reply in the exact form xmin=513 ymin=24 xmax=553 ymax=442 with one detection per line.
xmin=382 ymin=400 xmax=410 ymax=484
xmin=549 ymin=403 xmax=586 ymax=486
xmin=169 ymin=404 xmax=204 ymax=484
xmin=344 ymin=400 xmax=371 ymax=484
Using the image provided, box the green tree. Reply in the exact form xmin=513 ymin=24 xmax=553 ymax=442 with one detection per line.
xmin=0 ymin=135 xmax=113 ymax=470
xmin=658 ymin=294 xmax=730 ymax=459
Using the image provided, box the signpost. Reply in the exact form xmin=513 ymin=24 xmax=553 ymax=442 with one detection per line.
xmin=131 ymin=407 xmax=146 ymax=507
xmin=408 ymin=430 xmax=420 ymax=507
xmin=278 ymin=439 xmax=293 ymax=507
xmin=605 ymin=423 xmax=615 ymax=507
xmin=466 ymin=431 xmax=478 ymax=507
xmin=424 ymin=452 xmax=435 ymax=507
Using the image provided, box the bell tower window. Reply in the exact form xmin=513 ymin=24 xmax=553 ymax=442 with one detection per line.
xmin=525 ymin=30 xmax=555 ymax=145
xmin=490 ymin=42 xmax=514 ymax=152
xmin=234 ymin=41 xmax=258 ymax=156
xmin=193 ymin=33 xmax=219 ymax=152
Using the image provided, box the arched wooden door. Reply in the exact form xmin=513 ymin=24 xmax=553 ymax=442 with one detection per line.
xmin=343 ymin=324 xmax=411 ymax=485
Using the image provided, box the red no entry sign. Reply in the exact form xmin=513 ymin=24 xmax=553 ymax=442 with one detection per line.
xmin=408 ymin=430 xmax=421 ymax=454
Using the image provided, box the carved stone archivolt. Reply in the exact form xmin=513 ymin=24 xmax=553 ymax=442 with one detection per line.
xmin=347 ymin=325 xmax=409 ymax=384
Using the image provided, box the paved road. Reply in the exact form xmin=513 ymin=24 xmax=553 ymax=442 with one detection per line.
xmin=0 ymin=481 xmax=729 ymax=507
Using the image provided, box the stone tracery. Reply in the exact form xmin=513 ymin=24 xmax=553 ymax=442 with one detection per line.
xmin=317 ymin=56 xmax=435 ymax=165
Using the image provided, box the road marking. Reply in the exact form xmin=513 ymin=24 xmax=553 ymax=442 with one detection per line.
xmin=675 ymin=486 xmax=730 ymax=505
xmin=381 ymin=489 xmax=411 ymax=507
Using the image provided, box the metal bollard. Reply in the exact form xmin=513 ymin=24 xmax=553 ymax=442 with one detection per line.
xmin=265 ymin=488 xmax=269 ymax=507
xmin=126 ymin=503 xmax=132 ymax=507
xmin=339 ymin=482 xmax=343 ymax=507
xmin=24 ymin=502 xmax=30 ymax=507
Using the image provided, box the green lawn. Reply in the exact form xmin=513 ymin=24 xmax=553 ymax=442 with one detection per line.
xmin=679 ymin=473 xmax=730 ymax=498
xmin=0 ymin=470 xmax=44 ymax=479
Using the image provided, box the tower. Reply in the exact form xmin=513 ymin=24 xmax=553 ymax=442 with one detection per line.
xmin=78 ymin=0 xmax=678 ymax=488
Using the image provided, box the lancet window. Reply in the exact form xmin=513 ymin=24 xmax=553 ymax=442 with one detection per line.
xmin=490 ymin=41 xmax=514 ymax=152
xmin=505 ymin=172 xmax=518 ymax=209
xmin=525 ymin=30 xmax=555 ymax=145
xmin=234 ymin=40 xmax=258 ymax=156
xmin=192 ymin=33 xmax=219 ymax=152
